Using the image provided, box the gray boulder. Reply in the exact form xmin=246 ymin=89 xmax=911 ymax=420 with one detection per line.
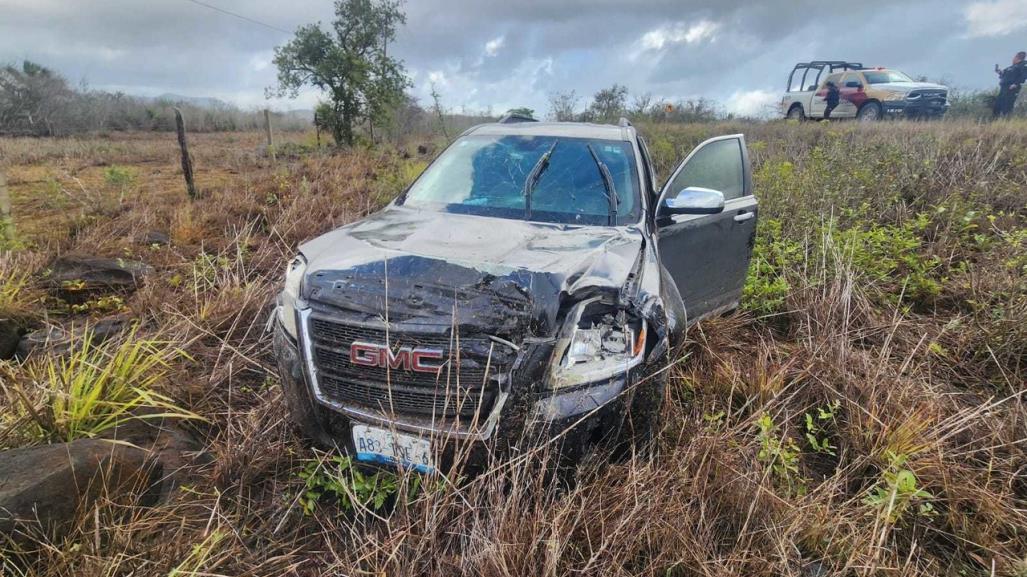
xmin=48 ymin=256 xmax=154 ymax=303
xmin=16 ymin=316 xmax=129 ymax=360
xmin=0 ymin=439 xmax=161 ymax=538
xmin=0 ymin=318 xmax=19 ymax=360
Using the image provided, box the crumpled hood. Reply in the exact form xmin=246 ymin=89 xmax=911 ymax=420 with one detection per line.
xmin=298 ymin=205 xmax=645 ymax=338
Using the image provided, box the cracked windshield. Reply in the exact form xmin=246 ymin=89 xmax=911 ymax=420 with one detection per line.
xmin=402 ymin=135 xmax=640 ymax=225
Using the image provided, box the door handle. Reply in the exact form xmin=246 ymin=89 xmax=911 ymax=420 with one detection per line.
xmin=733 ymin=211 xmax=755 ymax=223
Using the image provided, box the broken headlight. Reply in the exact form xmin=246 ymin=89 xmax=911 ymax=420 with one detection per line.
xmin=278 ymin=254 xmax=307 ymax=339
xmin=549 ymin=297 xmax=647 ymax=390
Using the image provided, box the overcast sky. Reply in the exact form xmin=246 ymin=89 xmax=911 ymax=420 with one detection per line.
xmin=2 ymin=0 xmax=1026 ymax=117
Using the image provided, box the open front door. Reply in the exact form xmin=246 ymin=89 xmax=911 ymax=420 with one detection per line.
xmin=655 ymin=135 xmax=757 ymax=324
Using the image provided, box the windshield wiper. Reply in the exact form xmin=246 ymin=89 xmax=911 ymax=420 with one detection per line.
xmin=587 ymin=144 xmax=619 ymax=225
xmin=523 ymin=140 xmax=558 ymax=219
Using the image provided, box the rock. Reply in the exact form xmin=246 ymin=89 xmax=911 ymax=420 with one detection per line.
xmin=16 ymin=316 xmax=129 ymax=359
xmin=0 ymin=318 xmax=19 ymax=360
xmin=141 ymin=230 xmax=170 ymax=246
xmin=416 ymin=142 xmax=436 ymax=157
xmin=48 ymin=256 xmax=154 ymax=303
xmin=100 ymin=417 xmax=208 ymax=500
xmin=0 ymin=439 xmax=161 ymax=538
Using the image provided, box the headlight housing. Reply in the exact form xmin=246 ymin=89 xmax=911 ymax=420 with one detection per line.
xmin=548 ymin=297 xmax=647 ymax=390
xmin=279 ymin=255 xmax=307 ymax=338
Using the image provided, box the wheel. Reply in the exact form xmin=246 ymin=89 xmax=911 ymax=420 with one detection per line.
xmin=856 ymin=102 xmax=883 ymax=122
xmin=616 ymin=372 xmax=667 ymax=457
xmin=786 ymin=105 xmax=805 ymax=120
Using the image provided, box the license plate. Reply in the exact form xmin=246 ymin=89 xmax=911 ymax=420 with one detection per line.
xmin=352 ymin=424 xmax=435 ymax=473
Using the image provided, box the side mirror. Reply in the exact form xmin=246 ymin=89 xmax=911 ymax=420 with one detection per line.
xmin=662 ymin=187 xmax=725 ymax=216
xmin=845 ymin=81 xmax=862 ymax=89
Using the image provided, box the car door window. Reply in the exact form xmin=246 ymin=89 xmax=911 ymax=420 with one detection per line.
xmin=789 ymin=67 xmax=807 ymax=92
xmin=806 ymin=67 xmax=824 ymax=91
xmin=822 ymin=73 xmax=842 ymax=89
xmin=665 ymin=138 xmax=745 ymax=201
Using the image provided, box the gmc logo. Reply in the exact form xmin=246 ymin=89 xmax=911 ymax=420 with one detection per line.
xmin=349 ymin=341 xmax=444 ymax=374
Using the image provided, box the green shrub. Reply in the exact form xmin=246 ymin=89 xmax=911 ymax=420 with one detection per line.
xmin=755 ymin=413 xmax=806 ymax=496
xmin=743 ymin=219 xmax=802 ymax=316
xmin=103 ymin=165 xmax=135 ymax=189
xmin=298 ymin=454 xmax=433 ymax=515
xmin=863 ymin=451 xmax=935 ymax=525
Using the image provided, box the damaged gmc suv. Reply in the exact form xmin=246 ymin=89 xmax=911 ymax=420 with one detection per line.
xmin=273 ymin=117 xmax=757 ymax=472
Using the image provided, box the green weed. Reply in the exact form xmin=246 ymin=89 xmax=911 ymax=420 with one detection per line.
xmin=103 ymin=165 xmax=135 ymax=189
xmin=803 ymin=400 xmax=839 ymax=456
xmin=863 ymin=450 xmax=935 ymax=525
xmin=755 ymin=413 xmax=806 ymax=496
xmin=298 ymin=454 xmax=435 ymax=515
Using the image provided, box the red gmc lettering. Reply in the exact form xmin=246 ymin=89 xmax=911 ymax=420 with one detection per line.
xmin=349 ymin=342 xmax=444 ymax=374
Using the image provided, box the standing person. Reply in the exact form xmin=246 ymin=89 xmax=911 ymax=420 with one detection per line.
xmin=823 ymin=80 xmax=840 ymax=119
xmin=993 ymin=51 xmax=1026 ymax=118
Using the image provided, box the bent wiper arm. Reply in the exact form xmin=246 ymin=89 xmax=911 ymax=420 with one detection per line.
xmin=587 ymin=144 xmax=619 ymax=225
xmin=523 ymin=140 xmax=558 ymax=219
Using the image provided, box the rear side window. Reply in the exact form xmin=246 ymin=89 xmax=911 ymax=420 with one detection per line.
xmin=666 ymin=138 xmax=745 ymax=201
xmin=789 ymin=67 xmax=807 ymax=92
xmin=804 ymin=67 xmax=824 ymax=91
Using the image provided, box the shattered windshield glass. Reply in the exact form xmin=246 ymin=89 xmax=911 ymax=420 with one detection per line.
xmin=400 ymin=135 xmax=640 ymax=225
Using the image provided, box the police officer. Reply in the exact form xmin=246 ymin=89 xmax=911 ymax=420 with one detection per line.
xmin=823 ymin=80 xmax=840 ymax=120
xmin=993 ymin=51 xmax=1026 ymax=118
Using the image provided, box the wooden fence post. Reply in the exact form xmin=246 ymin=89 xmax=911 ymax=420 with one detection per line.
xmin=264 ymin=108 xmax=276 ymax=163
xmin=0 ymin=169 xmax=12 ymax=247
xmin=173 ymin=108 xmax=197 ymax=200
xmin=0 ymin=171 xmax=9 ymax=219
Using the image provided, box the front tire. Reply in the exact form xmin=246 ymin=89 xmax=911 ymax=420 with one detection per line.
xmin=857 ymin=102 xmax=883 ymax=122
xmin=786 ymin=105 xmax=805 ymax=120
xmin=618 ymin=373 xmax=667 ymax=455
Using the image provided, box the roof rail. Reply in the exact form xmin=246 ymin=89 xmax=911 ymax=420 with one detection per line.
xmin=618 ymin=117 xmax=632 ymax=127
xmin=497 ymin=112 xmax=538 ymax=124
xmin=796 ymin=60 xmax=864 ymax=71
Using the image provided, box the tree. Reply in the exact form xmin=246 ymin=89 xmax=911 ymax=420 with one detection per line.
xmin=505 ymin=107 xmax=535 ymax=119
xmin=631 ymin=92 xmax=653 ymax=117
xmin=585 ymin=84 xmax=628 ymax=123
xmin=547 ymin=90 xmax=579 ymax=121
xmin=270 ymin=0 xmax=410 ymax=146
xmin=0 ymin=61 xmax=76 ymax=136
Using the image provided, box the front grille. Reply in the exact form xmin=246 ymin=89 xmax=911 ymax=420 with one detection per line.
xmin=307 ymin=315 xmax=508 ymax=419
xmin=908 ymin=90 xmax=947 ymax=105
xmin=319 ymin=374 xmax=495 ymax=419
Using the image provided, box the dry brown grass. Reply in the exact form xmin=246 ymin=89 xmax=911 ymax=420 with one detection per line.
xmin=0 ymin=121 xmax=1024 ymax=576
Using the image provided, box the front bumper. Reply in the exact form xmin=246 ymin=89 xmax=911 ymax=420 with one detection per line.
xmin=882 ymin=98 xmax=949 ymax=117
xmin=272 ymin=306 xmax=640 ymax=470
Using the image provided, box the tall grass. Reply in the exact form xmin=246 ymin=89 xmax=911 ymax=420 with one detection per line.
xmin=11 ymin=330 xmax=201 ymax=442
xmin=0 ymin=121 xmax=1023 ymax=576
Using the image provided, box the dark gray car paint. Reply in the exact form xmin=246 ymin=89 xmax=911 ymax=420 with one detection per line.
xmin=278 ymin=121 xmax=755 ymax=465
xmin=299 ymin=205 xmax=653 ymax=340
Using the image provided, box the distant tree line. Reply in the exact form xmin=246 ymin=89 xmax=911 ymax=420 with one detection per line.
xmin=546 ymin=84 xmax=723 ymax=124
xmin=0 ymin=61 xmax=310 ymax=137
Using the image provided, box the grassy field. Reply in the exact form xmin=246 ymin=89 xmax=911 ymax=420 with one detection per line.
xmin=0 ymin=120 xmax=1024 ymax=576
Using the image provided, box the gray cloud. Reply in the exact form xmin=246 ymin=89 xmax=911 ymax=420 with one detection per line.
xmin=1 ymin=0 xmax=1024 ymax=114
